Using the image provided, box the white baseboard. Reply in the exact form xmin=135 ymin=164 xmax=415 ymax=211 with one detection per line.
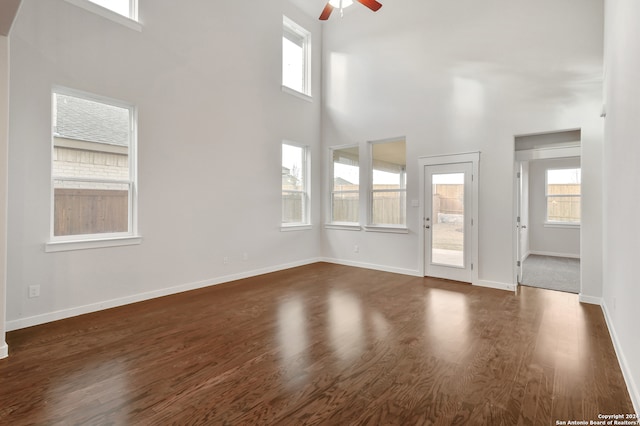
xmin=529 ymin=250 xmax=580 ymax=259
xmin=321 ymin=257 xmax=421 ymax=277
xmin=323 ymin=259 xmax=518 ymax=293
xmin=601 ymin=301 xmax=640 ymax=416
xmin=0 ymin=342 xmax=7 ymax=359
xmin=476 ymin=280 xmax=516 ymax=291
xmin=6 ymin=257 xmax=323 ymax=332
xmin=578 ymin=294 xmax=602 ymax=305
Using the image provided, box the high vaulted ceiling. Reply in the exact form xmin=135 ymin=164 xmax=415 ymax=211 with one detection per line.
xmin=0 ymin=0 xmax=21 ymax=36
xmin=290 ymin=0 xmax=367 ymax=19
xmin=289 ymin=0 xmax=325 ymax=17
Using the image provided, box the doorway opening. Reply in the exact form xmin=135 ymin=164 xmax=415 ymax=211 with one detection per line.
xmin=514 ymin=130 xmax=581 ymax=294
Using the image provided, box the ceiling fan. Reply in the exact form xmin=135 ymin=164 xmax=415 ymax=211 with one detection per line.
xmin=319 ymin=0 xmax=383 ymax=20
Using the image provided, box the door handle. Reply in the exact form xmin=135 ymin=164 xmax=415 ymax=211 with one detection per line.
xmin=425 ymin=225 xmax=430 ymax=229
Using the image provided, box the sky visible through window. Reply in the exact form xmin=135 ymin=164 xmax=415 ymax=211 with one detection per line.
xmin=282 ymin=38 xmax=303 ymax=92
xmin=433 ymin=173 xmax=464 ymax=185
xmin=547 ymin=168 xmax=581 ymax=185
xmin=374 ymin=169 xmax=402 ymax=185
xmin=89 ymin=0 xmax=130 ymax=17
xmin=283 ymin=144 xmax=304 ymax=180
xmin=335 ymin=163 xmax=359 ymax=185
xmin=335 ymin=159 xmax=401 ymax=185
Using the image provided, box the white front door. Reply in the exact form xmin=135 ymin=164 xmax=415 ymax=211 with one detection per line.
xmin=424 ymin=162 xmax=474 ymax=283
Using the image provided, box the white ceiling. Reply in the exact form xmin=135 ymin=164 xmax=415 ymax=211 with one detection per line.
xmin=289 ymin=0 xmax=368 ymax=20
xmin=288 ymin=0 xmax=325 ymax=18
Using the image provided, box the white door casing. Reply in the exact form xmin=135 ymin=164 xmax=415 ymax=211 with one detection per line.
xmin=418 ymin=152 xmax=479 ymax=284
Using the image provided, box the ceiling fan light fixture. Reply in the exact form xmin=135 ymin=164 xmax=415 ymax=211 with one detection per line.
xmin=329 ymin=0 xmax=354 ymax=8
xmin=320 ymin=0 xmax=381 ymax=20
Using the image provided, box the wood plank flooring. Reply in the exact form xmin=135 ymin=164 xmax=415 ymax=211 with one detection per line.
xmin=0 ymin=263 xmax=635 ymax=425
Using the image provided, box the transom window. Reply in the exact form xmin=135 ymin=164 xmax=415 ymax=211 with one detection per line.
xmin=282 ymin=16 xmax=311 ymax=97
xmin=546 ymin=168 xmax=581 ymax=224
xmin=51 ymin=88 xmax=137 ymax=240
xmin=282 ymin=143 xmax=310 ymax=226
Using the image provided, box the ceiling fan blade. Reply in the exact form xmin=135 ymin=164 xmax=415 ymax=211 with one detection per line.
xmin=319 ymin=3 xmax=334 ymax=20
xmin=355 ymin=0 xmax=382 ymax=12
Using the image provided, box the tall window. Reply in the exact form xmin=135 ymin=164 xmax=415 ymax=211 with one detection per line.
xmin=282 ymin=143 xmax=310 ymax=226
xmin=370 ymin=139 xmax=407 ymax=226
xmin=87 ymin=0 xmax=137 ymax=19
xmin=331 ymin=146 xmax=360 ymax=223
xmin=282 ymin=16 xmax=311 ymax=97
xmin=546 ymin=168 xmax=581 ymax=224
xmin=52 ymin=89 xmax=136 ymax=239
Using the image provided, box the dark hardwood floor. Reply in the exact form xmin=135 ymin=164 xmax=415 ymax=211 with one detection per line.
xmin=0 ymin=263 xmax=634 ymax=425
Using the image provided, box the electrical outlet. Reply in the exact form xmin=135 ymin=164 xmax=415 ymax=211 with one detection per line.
xmin=242 ymin=252 xmax=248 ymax=261
xmin=28 ymin=285 xmax=40 ymax=298
xmin=354 ymin=245 xmax=359 ymax=253
xmin=223 ymin=257 xmax=230 ymax=265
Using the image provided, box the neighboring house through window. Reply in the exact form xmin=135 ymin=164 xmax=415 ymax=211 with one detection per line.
xmin=546 ymin=168 xmax=581 ymax=224
xmin=282 ymin=142 xmax=310 ymax=227
xmin=282 ymin=16 xmax=311 ymax=97
xmin=51 ymin=88 xmax=137 ymax=241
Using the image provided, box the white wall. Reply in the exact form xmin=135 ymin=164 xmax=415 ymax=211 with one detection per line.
xmin=528 ymin=157 xmax=581 ymax=258
xmin=321 ymin=0 xmax=605 ymax=291
xmin=6 ymin=0 xmax=323 ymax=328
xmin=602 ymin=0 xmax=640 ymax=412
xmin=4 ymin=0 xmax=610 ymax=335
xmin=0 ymin=35 xmax=9 ymax=358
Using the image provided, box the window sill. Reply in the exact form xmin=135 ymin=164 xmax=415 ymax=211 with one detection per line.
xmin=325 ymin=223 xmax=361 ymax=231
xmin=544 ymin=222 xmax=580 ymax=229
xmin=281 ymin=86 xmax=312 ymax=103
xmin=281 ymin=224 xmax=312 ymax=232
xmin=64 ymin=0 xmax=142 ymax=32
xmin=363 ymin=225 xmax=409 ymax=234
xmin=45 ymin=236 xmax=142 ymax=253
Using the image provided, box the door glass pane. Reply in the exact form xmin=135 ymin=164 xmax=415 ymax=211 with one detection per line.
xmin=431 ymin=173 xmax=464 ymax=267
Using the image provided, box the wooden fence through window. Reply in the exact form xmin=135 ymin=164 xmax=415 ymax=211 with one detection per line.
xmin=54 ymin=189 xmax=128 ymax=236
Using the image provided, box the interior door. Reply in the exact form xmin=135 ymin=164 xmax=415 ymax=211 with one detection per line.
xmin=516 ymin=162 xmax=523 ymax=285
xmin=424 ymin=162 xmax=473 ymax=283
xmin=515 ymin=161 xmax=530 ymax=287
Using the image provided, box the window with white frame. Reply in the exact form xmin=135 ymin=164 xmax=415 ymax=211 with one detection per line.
xmin=282 ymin=143 xmax=310 ymax=226
xmin=546 ymin=168 xmax=581 ymax=224
xmin=330 ymin=146 xmax=360 ymax=223
xmin=282 ymin=16 xmax=311 ymax=97
xmin=64 ymin=0 xmax=140 ymax=30
xmin=51 ymin=89 xmax=137 ymax=240
xmin=88 ymin=0 xmax=136 ymax=18
xmin=370 ymin=139 xmax=407 ymax=226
